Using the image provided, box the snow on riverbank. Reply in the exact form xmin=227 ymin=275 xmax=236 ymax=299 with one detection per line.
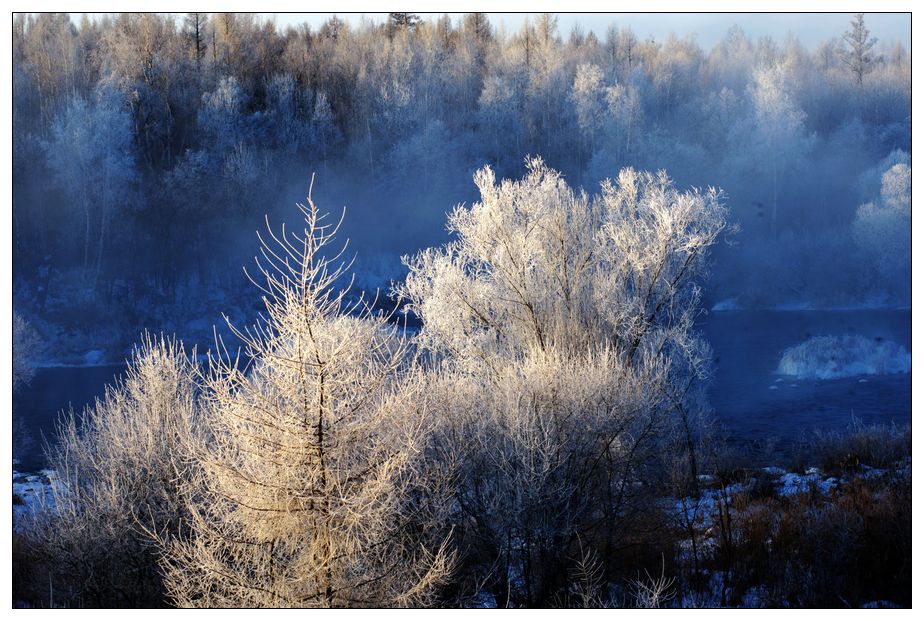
xmin=673 ymin=466 xmax=845 ymax=529
xmin=777 ymin=335 xmax=910 ymax=380
xmin=12 ymin=469 xmax=59 ymax=530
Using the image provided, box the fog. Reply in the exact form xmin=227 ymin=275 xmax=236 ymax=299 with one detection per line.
xmin=12 ymin=12 xmax=911 ymax=363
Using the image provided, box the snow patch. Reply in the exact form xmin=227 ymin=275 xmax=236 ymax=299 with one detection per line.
xmin=776 ymin=470 xmax=839 ymax=497
xmin=674 ymin=481 xmax=750 ymax=528
xmin=777 ymin=335 xmax=910 ymax=380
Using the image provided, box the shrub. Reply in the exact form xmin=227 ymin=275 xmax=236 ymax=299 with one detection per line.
xmin=20 ymin=335 xmax=198 ymax=607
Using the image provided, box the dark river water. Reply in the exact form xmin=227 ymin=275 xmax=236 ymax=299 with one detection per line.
xmin=12 ymin=310 xmax=911 ymax=471
xmin=700 ymin=309 xmax=911 ymax=461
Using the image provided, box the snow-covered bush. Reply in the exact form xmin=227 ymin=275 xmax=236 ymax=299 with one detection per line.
xmin=23 ymin=335 xmax=199 ymax=607
xmin=777 ymin=335 xmax=910 ymax=380
xmin=399 ymin=158 xmax=729 ymax=605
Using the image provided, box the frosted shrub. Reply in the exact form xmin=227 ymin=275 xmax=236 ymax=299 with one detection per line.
xmin=12 ymin=311 xmax=40 ymax=391
xmin=402 ymin=158 xmax=728 ymax=362
xmin=399 ymin=158 xmax=728 ymax=604
xmin=160 ymin=185 xmax=454 ymax=608
xmin=777 ymin=335 xmax=911 ymax=380
xmin=25 ymin=335 xmax=199 ymax=607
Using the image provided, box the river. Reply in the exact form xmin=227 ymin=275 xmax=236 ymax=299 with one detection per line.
xmin=12 ymin=310 xmax=911 ymax=471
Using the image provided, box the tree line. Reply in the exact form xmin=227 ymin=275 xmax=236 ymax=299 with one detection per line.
xmin=12 ymin=12 xmax=910 ymax=353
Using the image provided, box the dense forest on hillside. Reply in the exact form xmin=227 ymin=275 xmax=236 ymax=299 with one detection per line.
xmin=12 ymin=12 xmax=910 ymax=361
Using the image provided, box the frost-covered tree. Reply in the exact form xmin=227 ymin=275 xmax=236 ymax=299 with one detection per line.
xmin=99 ymin=13 xmax=186 ymax=169
xmin=730 ymin=63 xmax=812 ymax=235
xmin=262 ymin=73 xmax=313 ymax=152
xmin=183 ymin=13 xmax=209 ymax=71
xmin=45 ymin=87 xmax=137 ymax=289
xmin=25 ymin=336 xmax=199 ymax=607
xmin=402 ymin=156 xmax=728 ymax=403
xmin=197 ymin=75 xmax=276 ymax=213
xmin=478 ymin=73 xmax=526 ymax=169
xmin=210 ymin=13 xmax=266 ymax=84
xmin=462 ymin=12 xmax=492 ymax=50
xmin=841 ymin=13 xmax=878 ymax=87
xmin=570 ymin=63 xmax=606 ymax=154
xmin=604 ymin=25 xmax=637 ymax=83
xmin=388 ymin=13 xmax=421 ymax=34
xmin=583 ymin=70 xmax=643 ymax=177
xmin=160 ymin=186 xmax=454 ymax=608
xmin=19 ymin=13 xmax=79 ymax=130
xmin=707 ymin=26 xmax=754 ymax=91
xmin=198 ymin=75 xmax=247 ymax=153
xmin=853 ymin=160 xmax=911 ymax=299
xmin=399 ymin=159 xmax=728 ymax=605
xmin=310 ymin=91 xmax=340 ymax=161
xmin=649 ymin=34 xmax=703 ymax=113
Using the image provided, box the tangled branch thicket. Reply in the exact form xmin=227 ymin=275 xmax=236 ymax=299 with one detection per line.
xmin=20 ymin=162 xmax=729 ymax=608
xmin=23 ymin=335 xmax=198 ymax=607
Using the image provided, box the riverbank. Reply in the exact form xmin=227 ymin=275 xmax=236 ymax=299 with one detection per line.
xmin=13 ymin=420 xmax=910 ymax=608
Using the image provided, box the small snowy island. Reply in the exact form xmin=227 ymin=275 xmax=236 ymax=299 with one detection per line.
xmin=777 ymin=335 xmax=911 ymax=380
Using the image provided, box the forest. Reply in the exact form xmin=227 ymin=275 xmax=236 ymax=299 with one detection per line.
xmin=11 ymin=11 xmax=911 ymax=362
xmin=11 ymin=12 xmax=912 ymax=609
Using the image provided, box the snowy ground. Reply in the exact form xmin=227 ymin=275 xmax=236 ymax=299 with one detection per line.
xmin=14 ymin=453 xmax=907 ymax=609
xmin=12 ymin=468 xmax=59 ymax=530
xmin=668 ymin=458 xmax=908 ymax=608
